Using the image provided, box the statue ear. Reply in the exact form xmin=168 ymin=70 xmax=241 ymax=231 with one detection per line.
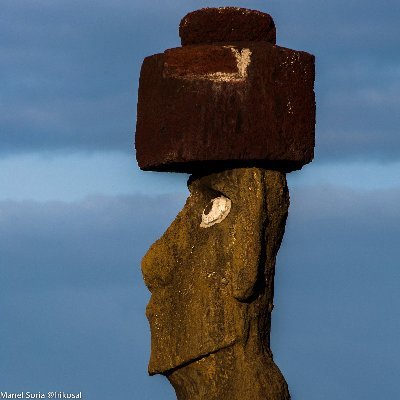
xmin=230 ymin=170 xmax=289 ymax=302
xmin=231 ymin=199 xmax=265 ymax=302
xmin=231 ymin=186 xmax=267 ymax=301
xmin=192 ymin=168 xmax=271 ymax=302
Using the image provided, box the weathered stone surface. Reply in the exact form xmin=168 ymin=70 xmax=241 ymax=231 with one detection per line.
xmin=141 ymin=168 xmax=290 ymax=399
xmin=179 ymin=7 xmax=276 ymax=46
xmin=135 ymin=41 xmax=315 ymax=173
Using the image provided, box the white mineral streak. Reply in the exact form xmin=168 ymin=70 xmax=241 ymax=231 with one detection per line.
xmin=200 ymin=196 xmax=232 ymax=228
xmin=172 ymin=47 xmax=252 ymax=83
xmin=206 ymin=47 xmax=252 ymax=82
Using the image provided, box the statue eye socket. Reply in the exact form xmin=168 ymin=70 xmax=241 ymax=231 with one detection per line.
xmin=200 ymin=196 xmax=231 ymax=228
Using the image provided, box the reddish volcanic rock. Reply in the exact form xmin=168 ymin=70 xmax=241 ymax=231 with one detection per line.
xmin=135 ymin=8 xmax=315 ymax=173
xmin=135 ymin=41 xmax=315 ymax=173
xmin=179 ymin=7 xmax=276 ymax=46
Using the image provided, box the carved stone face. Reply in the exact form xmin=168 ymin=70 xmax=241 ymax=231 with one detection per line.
xmin=141 ymin=168 xmax=288 ymax=375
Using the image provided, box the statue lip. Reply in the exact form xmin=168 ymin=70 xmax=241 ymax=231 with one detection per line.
xmin=148 ymin=339 xmax=238 ymax=376
xmin=146 ymin=293 xmax=238 ymax=375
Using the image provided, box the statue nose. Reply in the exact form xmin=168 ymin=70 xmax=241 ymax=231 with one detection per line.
xmin=141 ymin=240 xmax=175 ymax=291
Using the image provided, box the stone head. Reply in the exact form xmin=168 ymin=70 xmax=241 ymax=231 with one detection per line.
xmin=141 ymin=168 xmax=289 ymax=374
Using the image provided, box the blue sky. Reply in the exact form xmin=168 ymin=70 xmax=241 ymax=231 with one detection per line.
xmin=1 ymin=0 xmax=399 ymax=398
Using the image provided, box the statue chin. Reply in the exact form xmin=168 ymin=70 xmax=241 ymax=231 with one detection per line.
xmin=145 ymin=293 xmax=238 ymax=375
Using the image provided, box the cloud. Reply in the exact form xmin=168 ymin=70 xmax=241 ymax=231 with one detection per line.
xmin=1 ymin=0 xmax=399 ymax=162
xmin=0 ymin=152 xmax=190 ymax=201
xmin=0 ymin=194 xmax=187 ymax=290
xmin=0 ymin=0 xmax=181 ymax=154
xmin=273 ymin=184 xmax=400 ymax=399
xmin=315 ymin=68 xmax=400 ymax=162
xmin=1 ymin=187 xmax=399 ymax=398
xmin=0 ymin=194 xmax=185 ymax=397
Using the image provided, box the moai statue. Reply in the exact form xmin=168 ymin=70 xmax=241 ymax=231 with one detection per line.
xmin=135 ymin=7 xmax=315 ymax=400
